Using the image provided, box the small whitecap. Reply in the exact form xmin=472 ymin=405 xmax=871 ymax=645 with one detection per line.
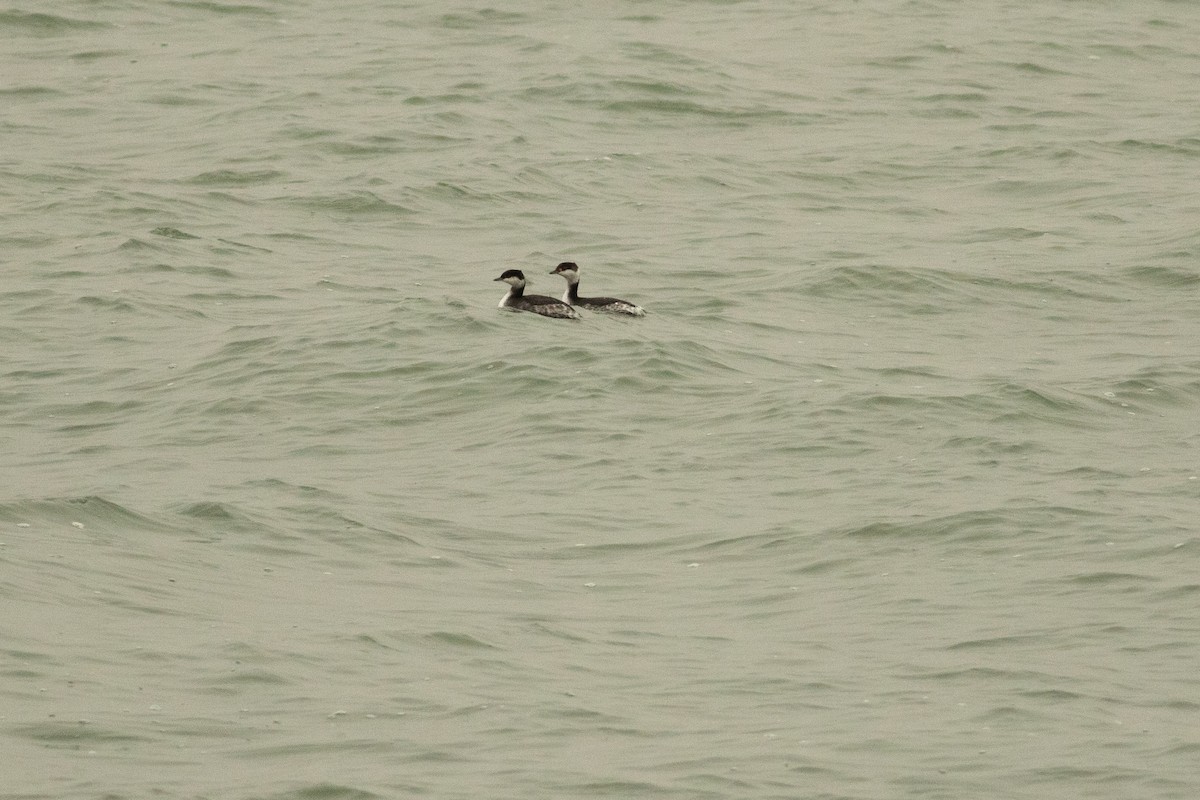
xmin=71 ymin=521 xmax=84 ymax=529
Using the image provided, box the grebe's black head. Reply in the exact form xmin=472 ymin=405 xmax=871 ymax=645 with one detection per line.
xmin=550 ymin=262 xmax=580 ymax=275
xmin=495 ymin=269 xmax=526 ymax=285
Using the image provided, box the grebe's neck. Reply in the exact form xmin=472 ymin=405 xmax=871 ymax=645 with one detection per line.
xmin=499 ymin=282 xmax=526 ymax=307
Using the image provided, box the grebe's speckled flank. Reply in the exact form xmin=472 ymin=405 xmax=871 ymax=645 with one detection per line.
xmin=494 ymin=269 xmax=580 ymax=319
xmin=550 ymin=262 xmax=645 ymax=316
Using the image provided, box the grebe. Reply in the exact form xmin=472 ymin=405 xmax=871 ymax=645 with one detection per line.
xmin=550 ymin=262 xmax=644 ymax=316
xmin=494 ymin=269 xmax=580 ymax=319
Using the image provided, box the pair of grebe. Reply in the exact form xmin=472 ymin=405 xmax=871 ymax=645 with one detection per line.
xmin=494 ymin=262 xmax=645 ymax=320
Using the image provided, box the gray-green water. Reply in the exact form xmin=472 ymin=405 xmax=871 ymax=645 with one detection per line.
xmin=3 ymin=2 xmax=1199 ymax=798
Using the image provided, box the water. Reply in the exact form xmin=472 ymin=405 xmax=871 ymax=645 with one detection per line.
xmin=3 ymin=1 xmax=1199 ymax=797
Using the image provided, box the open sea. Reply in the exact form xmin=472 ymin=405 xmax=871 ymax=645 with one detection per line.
xmin=3 ymin=1 xmax=1199 ymax=798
